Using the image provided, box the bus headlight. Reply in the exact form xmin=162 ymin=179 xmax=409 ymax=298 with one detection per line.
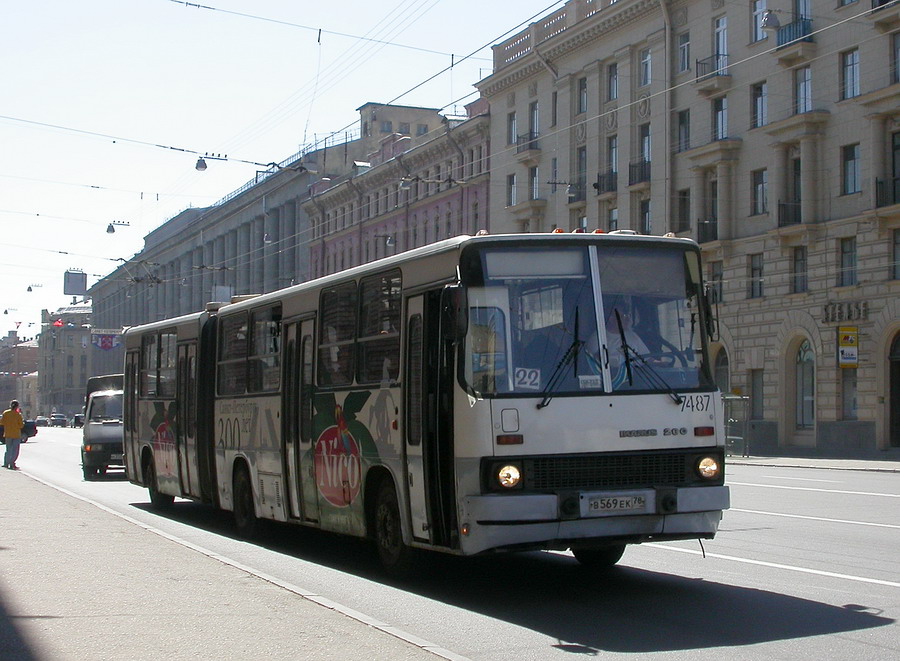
xmin=497 ymin=464 xmax=522 ymax=489
xmin=696 ymin=456 xmax=721 ymax=480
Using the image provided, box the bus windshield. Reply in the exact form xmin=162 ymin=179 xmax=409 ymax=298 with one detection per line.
xmin=461 ymin=243 xmax=713 ymax=398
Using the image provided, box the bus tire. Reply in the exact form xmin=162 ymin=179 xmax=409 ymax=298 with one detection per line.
xmin=233 ymin=464 xmax=259 ymax=539
xmin=144 ymin=456 xmax=174 ymax=509
xmin=82 ymin=465 xmax=97 ymax=481
xmin=572 ymin=544 xmax=625 ymax=569
xmin=374 ymin=479 xmax=413 ymax=572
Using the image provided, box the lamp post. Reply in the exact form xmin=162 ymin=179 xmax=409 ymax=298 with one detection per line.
xmin=106 ymin=221 xmax=130 ymax=234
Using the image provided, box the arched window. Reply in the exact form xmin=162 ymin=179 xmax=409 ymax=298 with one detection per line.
xmin=795 ymin=339 xmax=815 ymax=429
xmin=714 ymin=350 xmax=730 ymax=394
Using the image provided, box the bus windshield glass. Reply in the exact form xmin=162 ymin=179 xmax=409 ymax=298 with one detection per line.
xmin=460 ymin=243 xmax=712 ymax=397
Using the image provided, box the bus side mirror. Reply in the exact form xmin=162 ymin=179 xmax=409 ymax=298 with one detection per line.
xmin=442 ymin=285 xmax=468 ymax=341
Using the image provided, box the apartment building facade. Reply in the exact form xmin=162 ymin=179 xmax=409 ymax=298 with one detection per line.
xmin=477 ymin=0 xmax=900 ymax=455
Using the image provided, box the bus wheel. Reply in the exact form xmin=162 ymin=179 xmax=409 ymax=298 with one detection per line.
xmin=233 ymin=465 xmax=259 ymax=539
xmin=374 ymin=480 xmax=412 ymax=572
xmin=82 ymin=465 xmax=97 ymax=481
xmin=145 ymin=457 xmax=174 ymax=509
xmin=572 ymin=545 xmax=625 ymax=569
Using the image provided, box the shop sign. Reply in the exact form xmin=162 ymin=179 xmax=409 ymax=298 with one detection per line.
xmin=822 ymin=300 xmax=869 ymax=324
xmin=838 ymin=326 xmax=859 ymax=368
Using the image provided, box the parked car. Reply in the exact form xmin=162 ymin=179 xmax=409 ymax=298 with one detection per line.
xmin=72 ymin=414 xmax=84 ymax=428
xmin=0 ymin=419 xmax=37 ymax=442
xmin=50 ymin=413 xmax=68 ymax=427
xmin=81 ymin=389 xmax=124 ymax=480
xmin=34 ymin=416 xmax=50 ymax=427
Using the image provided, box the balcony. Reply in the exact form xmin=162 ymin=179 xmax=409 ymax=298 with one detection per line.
xmin=567 ymin=182 xmax=587 ymax=204
xmin=593 ymin=169 xmax=617 ymax=197
xmin=697 ymin=219 xmax=718 ymax=244
xmin=778 ymin=201 xmax=802 ymax=227
xmin=869 ymin=0 xmax=900 ymax=32
xmin=515 ymin=132 xmax=541 ymax=163
xmin=774 ymin=18 xmax=816 ymax=66
xmin=876 ymin=177 xmax=900 ymax=207
xmin=694 ymin=54 xmax=731 ymax=95
xmin=628 ymin=159 xmax=651 ymax=186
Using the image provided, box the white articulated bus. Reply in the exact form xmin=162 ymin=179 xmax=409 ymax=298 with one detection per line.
xmin=123 ymin=231 xmax=729 ymax=569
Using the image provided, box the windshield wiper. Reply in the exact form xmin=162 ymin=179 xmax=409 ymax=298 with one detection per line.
xmin=614 ymin=309 xmax=633 ymax=386
xmin=537 ymin=309 xmax=581 ymax=410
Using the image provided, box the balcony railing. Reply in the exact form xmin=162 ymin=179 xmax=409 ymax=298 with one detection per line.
xmin=776 ymin=18 xmax=813 ymax=48
xmin=516 ymin=132 xmax=540 ymax=153
xmin=696 ymin=53 xmax=729 ymax=80
xmin=593 ymin=169 xmax=617 ymax=195
xmin=876 ymin=177 xmax=900 ymax=207
xmin=778 ymin=201 xmax=802 ymax=227
xmin=567 ymin=182 xmax=587 ymax=203
xmin=697 ymin=219 xmax=718 ymax=243
xmin=628 ymin=159 xmax=651 ymax=185
xmin=872 ymin=0 xmax=899 ymax=10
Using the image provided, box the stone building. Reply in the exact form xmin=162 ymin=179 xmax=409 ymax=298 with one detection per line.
xmin=0 ymin=332 xmax=38 ymax=414
xmin=476 ymin=0 xmax=900 ymax=455
xmin=38 ymin=304 xmax=92 ymax=418
xmin=304 ymin=98 xmax=491 ymax=275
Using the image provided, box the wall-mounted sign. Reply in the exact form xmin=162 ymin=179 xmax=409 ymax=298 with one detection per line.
xmin=823 ymin=300 xmax=869 ymax=324
xmin=838 ymin=326 xmax=858 ymax=368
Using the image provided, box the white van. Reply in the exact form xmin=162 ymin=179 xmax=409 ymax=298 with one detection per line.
xmin=81 ymin=389 xmax=124 ymax=480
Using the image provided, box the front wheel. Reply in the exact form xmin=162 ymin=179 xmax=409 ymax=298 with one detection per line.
xmin=374 ymin=480 xmax=413 ymax=572
xmin=83 ymin=465 xmax=97 ymax=481
xmin=572 ymin=544 xmax=626 ymax=569
xmin=233 ymin=465 xmax=259 ymax=539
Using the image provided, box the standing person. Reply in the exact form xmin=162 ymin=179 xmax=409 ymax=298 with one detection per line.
xmin=2 ymin=399 xmax=24 ymax=470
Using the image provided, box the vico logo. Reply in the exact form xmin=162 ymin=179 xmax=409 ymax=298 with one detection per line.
xmin=314 ymin=404 xmax=362 ymax=507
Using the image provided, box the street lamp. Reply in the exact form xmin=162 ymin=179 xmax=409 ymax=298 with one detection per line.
xmin=761 ymin=9 xmax=782 ymax=32
xmin=106 ymin=221 xmax=130 ymax=234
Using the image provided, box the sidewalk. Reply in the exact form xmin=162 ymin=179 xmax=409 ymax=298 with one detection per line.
xmin=727 ymin=454 xmax=900 ymax=473
xmin=0 ymin=470 xmax=444 ymax=661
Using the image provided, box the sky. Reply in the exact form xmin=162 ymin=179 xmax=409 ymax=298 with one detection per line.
xmin=0 ymin=0 xmax=565 ymax=340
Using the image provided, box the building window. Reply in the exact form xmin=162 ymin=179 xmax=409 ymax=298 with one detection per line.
xmin=792 ymin=246 xmax=808 ymax=293
xmin=842 ymin=143 xmax=861 ymax=195
xmin=677 ymin=109 xmax=690 ymax=152
xmin=416 ymin=124 xmax=428 ymax=136
xmin=607 ymin=207 xmax=618 ymax=231
xmin=839 ymin=237 xmax=858 ymax=287
xmin=380 ymin=120 xmax=393 ymax=133
xmin=750 ymin=369 xmax=764 ymax=420
xmin=639 ymin=48 xmax=652 ymax=86
xmin=749 ymin=253 xmax=764 ymax=298
xmin=841 ymin=368 xmax=858 ymax=421
xmin=577 ymin=77 xmax=588 ymax=114
xmin=841 ymin=49 xmax=860 ymax=100
xmin=751 ymin=82 xmax=768 ymax=128
xmin=751 ymin=169 xmax=768 ymax=215
xmin=677 ymin=32 xmax=690 ymax=72
xmin=893 ymin=33 xmax=900 ymax=85
xmin=639 ymin=198 xmax=651 ymax=234
xmin=893 ymin=229 xmax=900 ymax=280
xmin=506 ymin=112 xmax=517 ymax=145
xmin=607 ymin=62 xmax=618 ymax=100
xmin=795 ymin=340 xmax=815 ymax=430
xmin=529 ymin=166 xmax=540 ymax=200
xmin=506 ymin=173 xmax=517 ymax=207
xmin=712 ymin=96 xmax=728 ymax=141
xmin=639 ymin=123 xmax=651 ymax=161
xmin=751 ymin=0 xmax=767 ymax=43
xmin=551 ymin=91 xmax=558 ymax=126
xmin=550 ymin=157 xmax=558 ymax=194
xmin=795 ymin=66 xmax=812 ymax=114
xmin=607 ymin=135 xmax=618 ymax=173
xmin=398 ymin=122 xmax=410 ymax=135
xmin=676 ymin=189 xmax=691 ymax=232
xmin=710 ymin=261 xmax=723 ymax=303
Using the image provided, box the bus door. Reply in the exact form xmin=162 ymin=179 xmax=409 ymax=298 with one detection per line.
xmin=176 ymin=342 xmax=201 ymax=499
xmin=124 ymin=351 xmax=139 ymax=481
xmin=282 ymin=322 xmax=305 ymax=520
xmin=295 ymin=319 xmax=319 ymax=522
xmin=405 ymin=291 xmax=456 ymax=548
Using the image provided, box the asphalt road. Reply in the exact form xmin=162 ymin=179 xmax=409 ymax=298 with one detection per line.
xmin=11 ymin=427 xmax=900 ymax=660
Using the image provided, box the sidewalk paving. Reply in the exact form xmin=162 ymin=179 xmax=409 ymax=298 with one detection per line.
xmin=0 ymin=469 xmax=444 ymax=661
xmin=727 ymin=454 xmax=900 ymax=473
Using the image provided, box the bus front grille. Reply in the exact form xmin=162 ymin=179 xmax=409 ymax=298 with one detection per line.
xmin=526 ymin=452 xmax=692 ymax=491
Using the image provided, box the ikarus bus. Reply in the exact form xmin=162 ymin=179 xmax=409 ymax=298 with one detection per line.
xmin=123 ymin=231 xmax=729 ymax=570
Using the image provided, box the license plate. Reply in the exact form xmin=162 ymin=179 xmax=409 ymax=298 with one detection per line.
xmin=582 ymin=491 xmax=651 ymax=517
xmin=111 ymin=454 xmax=123 ymax=462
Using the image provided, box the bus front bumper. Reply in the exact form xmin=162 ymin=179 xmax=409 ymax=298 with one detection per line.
xmin=458 ymin=485 xmax=729 ymax=556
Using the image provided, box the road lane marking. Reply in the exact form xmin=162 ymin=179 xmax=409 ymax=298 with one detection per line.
xmin=730 ymin=508 xmax=900 ymax=530
xmin=760 ymin=475 xmax=841 ymax=483
xmin=24 ymin=472 xmax=470 ymax=661
xmin=729 ymin=481 xmax=900 ymax=498
xmin=651 ymin=544 xmax=900 ymax=588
